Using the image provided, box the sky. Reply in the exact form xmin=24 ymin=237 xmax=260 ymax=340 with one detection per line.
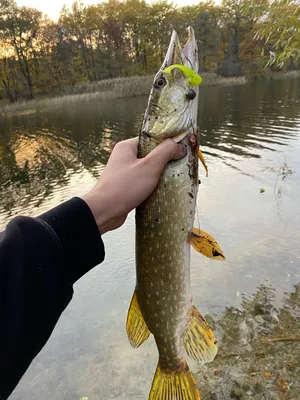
xmin=16 ymin=0 xmax=206 ymax=21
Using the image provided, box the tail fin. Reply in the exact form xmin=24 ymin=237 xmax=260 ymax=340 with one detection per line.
xmin=149 ymin=361 xmax=200 ymax=400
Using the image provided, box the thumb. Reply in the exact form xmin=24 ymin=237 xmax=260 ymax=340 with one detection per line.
xmin=145 ymin=138 xmax=187 ymax=172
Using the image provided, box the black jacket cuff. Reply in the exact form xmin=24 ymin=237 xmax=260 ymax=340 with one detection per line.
xmin=38 ymin=197 xmax=105 ymax=283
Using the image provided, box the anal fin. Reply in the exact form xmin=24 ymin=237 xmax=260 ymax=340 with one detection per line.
xmin=183 ymin=306 xmax=218 ymax=364
xmin=126 ymin=290 xmax=150 ymax=348
xmin=189 ymin=228 xmax=225 ymax=260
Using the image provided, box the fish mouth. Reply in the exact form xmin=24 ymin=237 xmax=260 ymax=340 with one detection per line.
xmin=161 ymin=27 xmax=198 ymax=72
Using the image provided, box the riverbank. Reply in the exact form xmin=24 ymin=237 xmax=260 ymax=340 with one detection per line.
xmin=196 ymin=283 xmax=300 ymax=399
xmin=1 ymin=71 xmax=299 ymax=115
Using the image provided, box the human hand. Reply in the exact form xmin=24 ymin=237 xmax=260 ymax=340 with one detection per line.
xmin=81 ymin=137 xmax=186 ymax=234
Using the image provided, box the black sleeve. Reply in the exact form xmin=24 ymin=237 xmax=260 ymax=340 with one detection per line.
xmin=0 ymin=197 xmax=105 ymax=400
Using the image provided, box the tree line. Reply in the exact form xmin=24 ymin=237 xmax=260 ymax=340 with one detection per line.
xmin=0 ymin=0 xmax=299 ymax=102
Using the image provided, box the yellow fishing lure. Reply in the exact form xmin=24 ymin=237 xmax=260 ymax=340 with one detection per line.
xmin=162 ymin=64 xmax=202 ymax=86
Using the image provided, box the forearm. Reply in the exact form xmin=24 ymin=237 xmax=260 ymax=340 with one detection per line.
xmin=0 ymin=197 xmax=105 ymax=399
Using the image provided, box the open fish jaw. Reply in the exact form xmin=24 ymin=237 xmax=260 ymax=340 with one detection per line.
xmin=142 ymin=27 xmax=199 ymax=142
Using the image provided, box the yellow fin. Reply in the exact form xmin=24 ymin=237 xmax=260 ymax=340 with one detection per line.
xmin=126 ymin=290 xmax=150 ymax=348
xmin=149 ymin=361 xmax=200 ymax=400
xmin=198 ymin=149 xmax=208 ymax=177
xmin=183 ymin=306 xmax=218 ymax=364
xmin=189 ymin=228 xmax=225 ymax=261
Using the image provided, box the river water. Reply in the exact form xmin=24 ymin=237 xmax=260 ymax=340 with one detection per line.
xmin=1 ymin=78 xmax=300 ymax=399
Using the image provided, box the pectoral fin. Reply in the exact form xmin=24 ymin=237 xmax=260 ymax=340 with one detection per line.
xmin=198 ymin=149 xmax=208 ymax=177
xmin=189 ymin=228 xmax=225 ymax=260
xmin=126 ymin=290 xmax=150 ymax=348
xmin=183 ymin=306 xmax=218 ymax=364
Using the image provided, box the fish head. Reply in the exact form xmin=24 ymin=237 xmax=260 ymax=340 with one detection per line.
xmin=142 ymin=27 xmax=201 ymax=142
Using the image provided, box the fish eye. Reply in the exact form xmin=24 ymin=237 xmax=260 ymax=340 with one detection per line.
xmin=186 ymin=89 xmax=196 ymax=100
xmin=154 ymin=76 xmax=167 ymax=89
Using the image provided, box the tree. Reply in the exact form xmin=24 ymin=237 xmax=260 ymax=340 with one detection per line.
xmin=255 ymin=0 xmax=300 ymax=68
xmin=123 ymin=0 xmax=150 ymax=74
xmin=0 ymin=0 xmax=298 ymax=103
xmin=0 ymin=1 xmax=42 ymax=99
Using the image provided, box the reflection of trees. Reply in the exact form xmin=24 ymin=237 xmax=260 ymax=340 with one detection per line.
xmin=197 ymin=283 xmax=300 ymax=399
xmin=199 ymin=78 xmax=300 ymax=162
xmin=0 ymin=132 xmax=79 ymax=212
xmin=1 ymin=78 xmax=299 ymax=213
xmin=0 ymin=97 xmax=146 ymax=211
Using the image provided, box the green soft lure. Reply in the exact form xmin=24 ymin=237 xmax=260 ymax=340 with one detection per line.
xmin=161 ymin=64 xmax=202 ymax=86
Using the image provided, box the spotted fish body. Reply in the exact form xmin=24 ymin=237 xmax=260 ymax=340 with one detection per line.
xmin=126 ymin=28 xmax=220 ymax=400
xmin=136 ymin=129 xmax=199 ymax=369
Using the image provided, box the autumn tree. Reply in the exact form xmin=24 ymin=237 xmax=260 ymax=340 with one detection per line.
xmin=255 ymin=0 xmax=300 ymax=68
xmin=0 ymin=0 xmax=298 ymax=102
xmin=0 ymin=0 xmax=42 ymax=98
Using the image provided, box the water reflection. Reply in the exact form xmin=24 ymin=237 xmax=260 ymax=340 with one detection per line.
xmin=199 ymin=78 xmax=300 ymax=163
xmin=0 ymin=97 xmax=145 ymax=219
xmin=1 ymin=78 xmax=300 ymax=400
xmin=1 ymin=79 xmax=300 ymax=220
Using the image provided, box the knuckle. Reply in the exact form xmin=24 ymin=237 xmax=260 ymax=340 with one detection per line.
xmin=113 ymin=140 xmax=126 ymax=153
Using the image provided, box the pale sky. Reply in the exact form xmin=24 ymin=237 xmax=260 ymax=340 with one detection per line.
xmin=16 ymin=0 xmax=207 ymax=21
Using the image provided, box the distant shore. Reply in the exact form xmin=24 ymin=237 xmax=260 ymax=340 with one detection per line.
xmin=1 ymin=70 xmax=299 ymax=115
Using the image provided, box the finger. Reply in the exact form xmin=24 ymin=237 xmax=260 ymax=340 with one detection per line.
xmin=109 ymin=137 xmax=139 ymax=164
xmin=121 ymin=137 xmax=139 ymax=155
xmin=144 ymin=138 xmax=186 ymax=172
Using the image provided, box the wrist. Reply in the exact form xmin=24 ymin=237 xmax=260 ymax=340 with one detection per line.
xmin=81 ymin=188 xmax=127 ymax=235
xmin=80 ymin=190 xmax=111 ymax=235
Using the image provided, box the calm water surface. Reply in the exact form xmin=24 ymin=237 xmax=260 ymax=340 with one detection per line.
xmin=1 ymin=78 xmax=300 ymax=399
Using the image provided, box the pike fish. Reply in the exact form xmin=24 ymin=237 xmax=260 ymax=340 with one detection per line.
xmin=126 ymin=27 xmax=225 ymax=400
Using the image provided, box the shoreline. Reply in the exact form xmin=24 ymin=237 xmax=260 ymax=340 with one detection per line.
xmin=1 ymin=71 xmax=299 ymax=116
